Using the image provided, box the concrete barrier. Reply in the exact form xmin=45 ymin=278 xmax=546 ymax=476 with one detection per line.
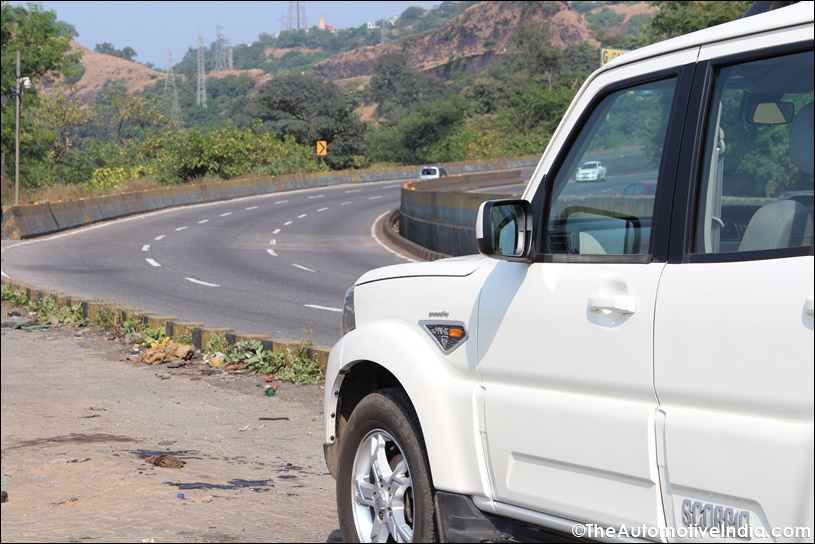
xmin=49 ymin=200 xmax=91 ymax=231
xmin=141 ymin=185 xmax=206 ymax=211
xmin=2 ymin=155 xmax=540 ymax=240
xmin=7 ymin=203 xmax=60 ymax=238
xmin=399 ymin=170 xmax=525 ymax=257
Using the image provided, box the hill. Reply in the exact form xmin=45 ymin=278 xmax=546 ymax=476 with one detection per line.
xmin=55 ymin=2 xmax=656 ymax=106
xmin=65 ymin=41 xmax=163 ymax=104
xmin=60 ymin=41 xmax=275 ymax=105
xmin=313 ymin=1 xmax=598 ymax=82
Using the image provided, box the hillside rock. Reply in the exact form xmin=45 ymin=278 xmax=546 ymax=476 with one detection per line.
xmin=64 ymin=41 xmax=164 ymax=104
xmin=313 ymin=1 xmax=599 ymax=82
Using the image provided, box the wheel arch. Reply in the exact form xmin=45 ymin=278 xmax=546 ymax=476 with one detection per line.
xmin=325 ymin=324 xmax=488 ymax=496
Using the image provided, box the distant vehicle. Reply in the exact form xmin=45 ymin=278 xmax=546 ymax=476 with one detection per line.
xmin=419 ymin=166 xmax=448 ymax=181
xmin=575 ymin=160 xmax=607 ymax=181
xmin=619 ymin=180 xmax=657 ymax=196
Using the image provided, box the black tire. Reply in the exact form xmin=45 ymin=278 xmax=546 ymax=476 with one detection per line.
xmin=336 ymin=388 xmax=437 ymax=543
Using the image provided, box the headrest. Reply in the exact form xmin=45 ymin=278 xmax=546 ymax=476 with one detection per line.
xmin=790 ymin=101 xmax=814 ymax=176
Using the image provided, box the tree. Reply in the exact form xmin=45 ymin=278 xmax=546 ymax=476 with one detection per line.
xmin=505 ymin=21 xmax=562 ymax=88
xmin=94 ymin=42 xmax=138 ymax=61
xmin=642 ymin=1 xmax=754 ymax=43
xmin=400 ymin=6 xmax=426 ymax=21
xmin=31 ymin=87 xmax=99 ymax=164
xmin=369 ymin=52 xmax=449 ymax=119
xmin=97 ymin=90 xmax=168 ymax=144
xmin=367 ymin=98 xmax=471 ymax=164
xmin=94 ymin=42 xmax=116 ymax=56
xmin=120 ymin=46 xmax=137 ymax=61
xmin=253 ymin=75 xmax=368 ymax=169
xmin=1 ymin=2 xmax=82 ymax=172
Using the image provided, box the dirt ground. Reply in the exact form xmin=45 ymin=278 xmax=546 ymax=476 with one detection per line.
xmin=0 ymin=303 xmax=342 ymax=543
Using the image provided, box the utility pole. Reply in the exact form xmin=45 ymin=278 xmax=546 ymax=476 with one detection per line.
xmin=15 ymin=50 xmax=21 ymax=206
xmin=13 ymin=51 xmax=30 ymax=206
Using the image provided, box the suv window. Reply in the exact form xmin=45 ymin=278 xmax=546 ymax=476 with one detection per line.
xmin=545 ymin=78 xmax=677 ymax=256
xmin=693 ymin=49 xmax=814 ymax=255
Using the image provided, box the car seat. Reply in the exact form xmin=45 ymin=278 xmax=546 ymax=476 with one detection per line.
xmin=739 ymin=101 xmax=813 ymax=251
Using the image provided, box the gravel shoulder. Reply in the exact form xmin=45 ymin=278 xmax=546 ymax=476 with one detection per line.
xmin=0 ymin=306 xmax=341 ymax=543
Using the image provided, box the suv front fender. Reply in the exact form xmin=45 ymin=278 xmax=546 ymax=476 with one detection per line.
xmin=324 ymin=321 xmax=490 ymax=497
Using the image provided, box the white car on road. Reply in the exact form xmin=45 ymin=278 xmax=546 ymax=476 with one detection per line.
xmin=575 ymin=160 xmax=607 ymax=181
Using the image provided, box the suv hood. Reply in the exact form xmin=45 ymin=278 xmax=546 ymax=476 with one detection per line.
xmin=356 ymin=254 xmax=492 ymax=286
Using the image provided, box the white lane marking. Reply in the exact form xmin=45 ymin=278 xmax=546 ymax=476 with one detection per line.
xmin=304 ymin=304 xmax=342 ymax=313
xmin=220 ymin=212 xmax=232 ymax=217
xmin=317 ymin=207 xmax=328 ymax=212
xmin=382 ymin=184 xmax=398 ymax=189
xmin=1 ymin=270 xmax=10 ymax=279
xmin=246 ymin=206 xmax=258 ymax=210
xmin=307 ymin=195 xmax=324 ymax=199
xmin=198 ymin=219 xmax=209 ymax=224
xmin=267 ymin=249 xmax=278 ymax=257
xmin=341 ymin=201 xmax=352 ymax=205
xmin=155 ymin=235 xmax=166 ymax=241
xmin=272 ymin=228 xmax=281 ymax=235
xmin=369 ymin=195 xmax=383 ymax=200
xmin=284 ymin=221 xmax=293 ymax=226
xmin=297 ymin=214 xmax=307 ymax=219
xmin=371 ymin=210 xmax=416 ymax=263
xmin=292 ymin=264 xmax=316 ymax=273
xmin=185 ymin=277 xmax=219 ymax=287
xmin=146 ymin=258 xmax=161 ymax=267
xmin=275 ymin=200 xmax=288 ymax=204
xmin=142 ymin=245 xmax=150 ymax=252
xmin=345 ymin=189 xmax=361 ymax=193
xmin=175 ymin=226 xmax=188 ymax=231
xmin=270 ymin=239 xmax=277 ymax=246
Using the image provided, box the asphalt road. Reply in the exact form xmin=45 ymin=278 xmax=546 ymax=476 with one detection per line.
xmin=1 ymin=180 xmax=410 ymax=350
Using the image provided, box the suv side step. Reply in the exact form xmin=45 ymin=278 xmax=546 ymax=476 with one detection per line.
xmin=435 ymin=492 xmax=581 ymax=543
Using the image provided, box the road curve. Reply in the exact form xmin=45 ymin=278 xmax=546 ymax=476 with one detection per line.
xmin=0 ymin=180 xmax=412 ymax=349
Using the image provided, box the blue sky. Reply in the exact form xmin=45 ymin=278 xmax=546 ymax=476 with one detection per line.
xmin=14 ymin=1 xmax=443 ymax=68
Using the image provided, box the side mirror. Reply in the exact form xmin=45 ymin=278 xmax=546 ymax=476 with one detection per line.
xmin=476 ymin=199 xmax=535 ymax=262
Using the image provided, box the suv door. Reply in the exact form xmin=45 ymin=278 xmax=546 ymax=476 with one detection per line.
xmin=655 ymin=39 xmax=814 ymax=540
xmin=475 ymin=52 xmax=695 ymax=530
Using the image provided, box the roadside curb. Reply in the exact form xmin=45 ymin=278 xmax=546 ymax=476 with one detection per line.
xmin=0 ymin=278 xmax=331 ymax=369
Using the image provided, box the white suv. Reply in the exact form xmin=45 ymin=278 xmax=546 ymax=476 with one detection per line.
xmin=324 ymin=3 xmax=814 ymax=542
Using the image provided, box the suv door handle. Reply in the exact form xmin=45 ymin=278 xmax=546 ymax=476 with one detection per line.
xmin=806 ymin=297 xmax=814 ymax=316
xmin=588 ymin=295 xmax=637 ymax=314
